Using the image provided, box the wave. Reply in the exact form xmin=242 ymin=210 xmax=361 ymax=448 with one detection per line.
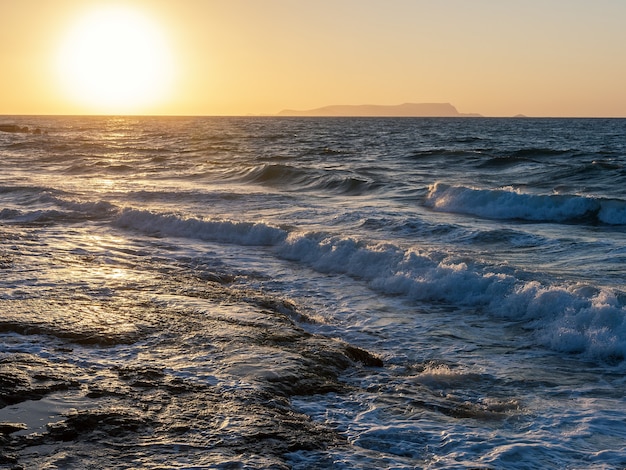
xmin=227 ymin=163 xmax=381 ymax=195
xmin=64 ymin=163 xmax=136 ymax=175
xmin=425 ymin=183 xmax=626 ymax=225
xmin=238 ymin=163 xmax=307 ymax=185
xmin=591 ymin=160 xmax=622 ymax=170
xmin=477 ymin=156 xmax=540 ymax=168
xmin=115 ymin=209 xmax=288 ymax=246
xmin=0 ymin=203 xmax=116 ymax=224
xmin=0 ymin=184 xmax=62 ymax=196
xmin=8 ymin=191 xmax=621 ymax=361
xmin=0 ymin=208 xmax=21 ymax=219
xmin=316 ymin=175 xmax=381 ymax=194
xmin=408 ymin=147 xmax=570 ymax=163
xmin=0 ymin=207 xmax=94 ymax=224
xmin=408 ymin=149 xmax=486 ymax=159
xmin=509 ymin=147 xmax=573 ymax=158
xmin=48 ymin=197 xmax=117 ymax=217
xmin=0 ymin=189 xmax=117 ymax=224
xmin=113 ymin=208 xmax=626 ymax=362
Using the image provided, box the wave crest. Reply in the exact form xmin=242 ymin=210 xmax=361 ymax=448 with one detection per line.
xmin=114 ymin=209 xmax=288 ymax=246
xmin=425 ymin=182 xmax=626 ymax=225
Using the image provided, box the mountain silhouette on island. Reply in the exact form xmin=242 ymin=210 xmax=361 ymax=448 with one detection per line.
xmin=277 ymin=102 xmax=480 ymax=117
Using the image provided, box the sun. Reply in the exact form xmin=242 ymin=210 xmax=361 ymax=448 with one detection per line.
xmin=56 ymin=5 xmax=176 ymax=114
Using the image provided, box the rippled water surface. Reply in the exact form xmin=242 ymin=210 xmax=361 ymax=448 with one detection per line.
xmin=1 ymin=116 xmax=626 ymax=468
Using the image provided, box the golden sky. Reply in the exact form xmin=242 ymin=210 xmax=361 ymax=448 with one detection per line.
xmin=1 ymin=0 xmax=625 ymax=117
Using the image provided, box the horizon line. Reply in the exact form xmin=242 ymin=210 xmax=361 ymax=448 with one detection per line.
xmin=2 ymin=113 xmax=626 ymax=119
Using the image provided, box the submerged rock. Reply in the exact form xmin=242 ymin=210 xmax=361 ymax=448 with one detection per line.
xmin=0 ymin=356 xmax=80 ymax=408
xmin=0 ymin=422 xmax=27 ymax=435
xmin=0 ymin=222 xmax=385 ymax=467
xmin=0 ymin=261 xmax=383 ymax=468
xmin=47 ymin=410 xmax=146 ymax=441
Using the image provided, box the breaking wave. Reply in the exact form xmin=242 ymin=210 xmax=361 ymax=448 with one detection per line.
xmin=425 ymin=182 xmax=626 ymax=225
xmin=113 ymin=207 xmax=626 ymax=362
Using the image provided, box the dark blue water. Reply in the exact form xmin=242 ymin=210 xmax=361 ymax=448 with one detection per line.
xmin=1 ymin=116 xmax=626 ymax=468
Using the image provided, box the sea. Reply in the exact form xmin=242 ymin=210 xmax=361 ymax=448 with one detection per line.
xmin=1 ymin=115 xmax=626 ymax=469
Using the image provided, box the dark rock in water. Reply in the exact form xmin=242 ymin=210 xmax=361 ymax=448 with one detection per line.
xmin=0 ymin=422 xmax=27 ymax=435
xmin=0 ymin=356 xmax=81 ymax=408
xmin=344 ymin=345 xmax=384 ymax=367
xmin=47 ymin=410 xmax=146 ymax=441
xmin=0 ymin=452 xmax=18 ymax=465
xmin=0 ymin=124 xmax=43 ymax=134
xmin=0 ymin=124 xmax=29 ymax=133
xmin=114 ymin=365 xmax=166 ymax=388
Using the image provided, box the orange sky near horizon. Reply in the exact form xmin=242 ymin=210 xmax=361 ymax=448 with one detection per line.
xmin=1 ymin=0 xmax=625 ymax=117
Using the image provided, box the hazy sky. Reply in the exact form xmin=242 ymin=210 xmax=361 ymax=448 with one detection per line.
xmin=1 ymin=0 xmax=625 ymax=116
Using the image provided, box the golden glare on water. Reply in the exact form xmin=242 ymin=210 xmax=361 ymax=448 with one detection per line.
xmin=55 ymin=5 xmax=176 ymax=115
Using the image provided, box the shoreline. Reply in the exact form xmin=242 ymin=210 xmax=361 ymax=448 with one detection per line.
xmin=0 ymin=272 xmax=382 ymax=468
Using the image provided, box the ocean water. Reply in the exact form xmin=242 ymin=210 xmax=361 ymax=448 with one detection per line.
xmin=1 ymin=116 xmax=626 ymax=468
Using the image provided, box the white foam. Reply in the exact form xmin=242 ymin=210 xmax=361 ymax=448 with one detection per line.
xmin=425 ymin=182 xmax=626 ymax=225
xmin=113 ymin=208 xmax=626 ymax=361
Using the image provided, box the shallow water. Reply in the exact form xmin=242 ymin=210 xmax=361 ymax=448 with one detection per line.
xmin=1 ymin=116 xmax=626 ymax=468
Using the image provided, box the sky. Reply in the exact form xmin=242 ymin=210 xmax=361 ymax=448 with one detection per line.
xmin=1 ymin=0 xmax=625 ymax=117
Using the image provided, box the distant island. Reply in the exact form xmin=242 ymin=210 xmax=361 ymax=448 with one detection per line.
xmin=277 ymin=102 xmax=481 ymax=117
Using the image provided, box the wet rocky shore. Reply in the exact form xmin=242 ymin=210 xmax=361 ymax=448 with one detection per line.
xmin=0 ymin=227 xmax=382 ymax=469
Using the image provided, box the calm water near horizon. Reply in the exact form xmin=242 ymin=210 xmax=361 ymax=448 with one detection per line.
xmin=1 ymin=116 xmax=626 ymax=468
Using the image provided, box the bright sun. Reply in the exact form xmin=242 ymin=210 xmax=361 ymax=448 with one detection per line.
xmin=56 ymin=5 xmax=176 ymax=114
